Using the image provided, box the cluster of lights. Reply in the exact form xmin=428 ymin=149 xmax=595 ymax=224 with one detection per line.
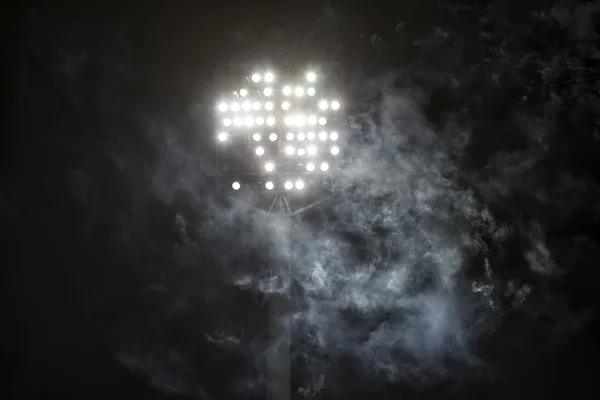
xmin=219 ymin=69 xmax=342 ymax=191
xmin=217 ymin=69 xmax=340 ymax=131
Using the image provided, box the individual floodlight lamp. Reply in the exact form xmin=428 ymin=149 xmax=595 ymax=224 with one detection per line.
xmin=264 ymin=71 xmax=275 ymax=82
xmin=307 ymin=87 xmax=316 ymax=96
xmin=253 ymin=133 xmax=261 ymax=141
xmin=295 ymin=180 xmax=304 ymax=190
xmin=251 ymin=73 xmax=261 ymax=82
xmin=218 ymin=132 xmax=228 ymax=142
xmin=306 ymin=162 xmax=315 ymax=171
xmin=284 ymin=181 xmax=293 ymax=190
xmin=331 ymin=100 xmax=340 ymax=110
xmin=255 ymin=146 xmax=265 ymax=156
xmin=232 ymin=181 xmax=241 ymax=190
xmin=218 ymin=102 xmax=228 ymax=112
xmin=330 ymin=146 xmax=339 ymax=155
xmin=240 ymin=88 xmax=248 ymax=97
xmin=269 ymin=133 xmax=278 ymax=141
xmin=265 ymin=162 xmax=274 ymax=172
xmin=330 ymin=131 xmax=338 ymax=140
xmin=265 ymin=181 xmax=274 ymax=190
xmin=306 ymin=71 xmax=316 ymax=82
xmin=320 ymin=162 xmax=329 ymax=171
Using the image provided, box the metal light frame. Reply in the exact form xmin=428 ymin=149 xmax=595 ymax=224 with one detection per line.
xmin=214 ymin=67 xmax=342 ymax=217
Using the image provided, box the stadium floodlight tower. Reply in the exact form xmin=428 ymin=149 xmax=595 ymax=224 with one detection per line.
xmin=214 ymin=67 xmax=343 ymax=217
xmin=214 ymin=66 xmax=343 ymax=400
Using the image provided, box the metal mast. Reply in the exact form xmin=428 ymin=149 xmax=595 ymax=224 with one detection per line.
xmin=267 ymin=192 xmax=292 ymax=400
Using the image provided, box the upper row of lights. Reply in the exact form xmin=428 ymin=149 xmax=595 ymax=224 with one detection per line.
xmin=217 ymin=71 xmax=325 ymax=106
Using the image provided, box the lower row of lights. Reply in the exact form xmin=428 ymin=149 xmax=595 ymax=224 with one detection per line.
xmin=232 ymin=180 xmax=305 ymax=191
xmin=263 ymin=161 xmax=329 ymax=172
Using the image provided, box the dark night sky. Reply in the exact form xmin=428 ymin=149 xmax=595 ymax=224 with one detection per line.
xmin=3 ymin=1 xmax=600 ymax=399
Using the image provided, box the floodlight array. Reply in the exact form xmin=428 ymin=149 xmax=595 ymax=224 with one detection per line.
xmin=216 ymin=68 xmax=343 ymax=191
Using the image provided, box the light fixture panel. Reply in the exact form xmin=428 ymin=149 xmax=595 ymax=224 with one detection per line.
xmin=216 ymin=67 xmax=343 ymax=191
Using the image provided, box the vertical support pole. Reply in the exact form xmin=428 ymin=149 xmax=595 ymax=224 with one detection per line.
xmin=267 ymin=192 xmax=291 ymax=400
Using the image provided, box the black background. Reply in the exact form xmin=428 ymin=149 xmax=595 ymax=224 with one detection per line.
xmin=3 ymin=1 xmax=600 ymax=399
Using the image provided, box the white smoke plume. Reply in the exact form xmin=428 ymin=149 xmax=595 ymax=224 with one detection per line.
xmin=110 ymin=68 xmax=596 ymax=399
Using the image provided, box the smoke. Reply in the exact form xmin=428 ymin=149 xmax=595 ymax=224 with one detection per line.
xmin=110 ymin=65 xmax=597 ymax=398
